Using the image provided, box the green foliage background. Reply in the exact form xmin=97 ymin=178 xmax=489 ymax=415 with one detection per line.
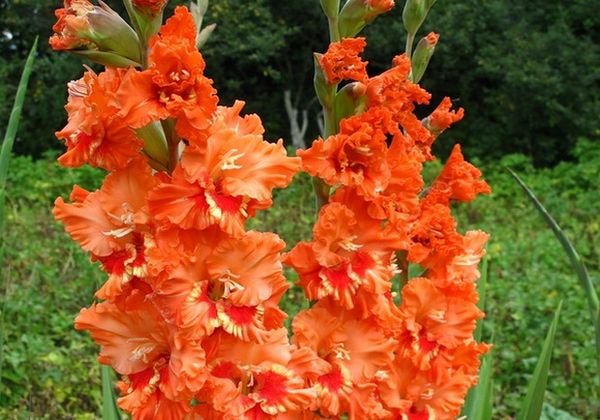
xmin=0 ymin=0 xmax=599 ymax=418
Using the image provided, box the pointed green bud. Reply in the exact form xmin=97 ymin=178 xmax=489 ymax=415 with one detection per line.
xmin=51 ymin=0 xmax=142 ymax=63
xmin=191 ymin=0 xmax=210 ymax=29
xmin=339 ymin=0 xmax=395 ymax=37
xmin=333 ymin=81 xmax=368 ymax=127
xmin=410 ymin=32 xmax=439 ymax=83
xmin=320 ymin=0 xmax=341 ymax=20
xmin=84 ymin=1 xmax=142 ymax=62
xmin=136 ymin=122 xmax=169 ymax=169
xmin=402 ymin=0 xmax=437 ymax=36
xmin=197 ymin=23 xmax=216 ymax=49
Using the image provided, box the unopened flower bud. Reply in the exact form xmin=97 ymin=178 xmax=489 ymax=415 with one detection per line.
xmin=132 ymin=0 xmax=168 ymax=17
xmin=339 ymin=0 xmax=395 ymax=38
xmin=334 ymin=81 xmax=368 ymax=125
xmin=320 ymin=0 xmax=341 ymax=20
xmin=402 ymin=0 xmax=437 ymax=36
xmin=410 ymin=32 xmax=439 ymax=83
xmin=50 ymin=0 xmax=141 ymax=64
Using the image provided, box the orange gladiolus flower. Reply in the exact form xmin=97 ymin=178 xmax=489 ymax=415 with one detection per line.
xmin=427 ymin=144 xmax=491 ymax=205
xmin=426 ymin=96 xmax=465 ymax=135
xmin=75 ymin=300 xmax=206 ymax=412
xmin=153 ymin=231 xmax=289 ymax=341
xmin=56 ymin=68 xmax=144 ymax=170
xmin=148 ymin=102 xmax=300 ymax=237
xmin=118 ymin=6 xmax=218 ymax=142
xmin=320 ymin=37 xmax=368 ymax=85
xmin=54 ymin=160 xmax=157 ymax=300
xmin=284 ymin=194 xmax=403 ymax=312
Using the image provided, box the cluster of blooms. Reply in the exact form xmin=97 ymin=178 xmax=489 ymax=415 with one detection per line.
xmin=51 ymin=1 xmax=491 ymax=419
xmin=283 ymin=30 xmax=492 ymax=418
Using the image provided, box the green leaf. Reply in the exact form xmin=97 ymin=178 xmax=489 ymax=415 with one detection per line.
xmin=0 ymin=37 xmax=38 ymax=244
xmin=101 ymin=365 xmax=122 ymax=420
xmin=0 ymin=38 xmax=37 ymax=392
xmin=462 ymin=349 xmax=494 ymax=420
xmin=517 ymin=301 xmax=563 ymax=420
xmin=509 ymin=169 xmax=600 ymax=373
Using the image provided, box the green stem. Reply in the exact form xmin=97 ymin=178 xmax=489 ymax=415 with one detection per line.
xmin=328 ymin=17 xmax=341 ymax=42
xmin=397 ymin=251 xmax=409 ymax=287
xmin=160 ymin=119 xmax=180 ymax=172
xmin=405 ymin=31 xmax=415 ymax=59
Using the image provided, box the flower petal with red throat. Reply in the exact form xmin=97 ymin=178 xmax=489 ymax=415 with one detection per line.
xmin=181 ymin=102 xmax=301 ymax=205
xmin=206 ymin=231 xmax=288 ymax=307
xmin=56 ymin=69 xmax=144 ymax=171
xmin=54 ymin=189 xmax=122 ymax=257
xmin=75 ymin=301 xmax=171 ymax=375
xmin=76 ymin=300 xmax=207 ymax=401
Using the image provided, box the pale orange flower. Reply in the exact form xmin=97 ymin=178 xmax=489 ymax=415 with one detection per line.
xmin=397 ymin=277 xmax=483 ymax=369
xmin=75 ymin=300 xmax=206 ymax=408
xmin=56 ymin=68 xmax=144 ymax=171
xmin=153 ymin=231 xmax=288 ymax=341
xmin=54 ymin=160 xmax=158 ymax=300
xmin=148 ymin=102 xmax=300 ymax=237
xmin=198 ymin=330 xmax=315 ymax=418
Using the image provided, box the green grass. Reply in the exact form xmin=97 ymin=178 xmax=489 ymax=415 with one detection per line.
xmin=0 ymin=139 xmax=598 ymax=418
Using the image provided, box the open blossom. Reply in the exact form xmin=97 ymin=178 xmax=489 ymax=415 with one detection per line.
xmin=320 ymin=37 xmax=368 ymax=85
xmin=284 ymin=189 xmax=405 ymax=313
xmin=75 ymin=300 xmax=206 ymax=416
xmin=53 ymin=160 xmax=158 ymax=300
xmin=118 ymin=6 xmax=218 ymax=143
xmin=198 ymin=330 xmax=316 ymax=417
xmin=56 ymin=68 xmax=143 ymax=171
xmin=148 ymin=102 xmax=300 ymax=237
xmin=152 ymin=231 xmax=289 ymax=341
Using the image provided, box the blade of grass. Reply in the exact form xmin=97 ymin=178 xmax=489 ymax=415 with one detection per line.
xmin=101 ymin=365 xmax=122 ymax=420
xmin=462 ymin=347 xmax=494 ymax=419
xmin=0 ymin=37 xmax=38 ymax=397
xmin=0 ymin=37 xmax=38 ymax=247
xmin=461 ymin=257 xmax=493 ymax=419
xmin=517 ymin=301 xmax=563 ymax=420
xmin=509 ymin=169 xmax=600 ymax=374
